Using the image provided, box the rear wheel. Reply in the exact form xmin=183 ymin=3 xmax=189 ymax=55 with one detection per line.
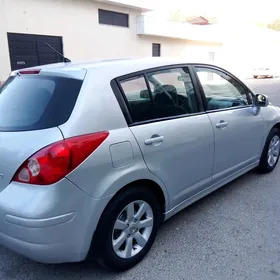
xmin=92 ymin=186 xmax=161 ymax=272
xmin=257 ymin=127 xmax=280 ymax=173
xmin=253 ymin=75 xmax=258 ymax=79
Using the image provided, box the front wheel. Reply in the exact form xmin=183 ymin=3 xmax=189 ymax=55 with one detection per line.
xmin=257 ymin=127 xmax=280 ymax=173
xmin=91 ymin=186 xmax=161 ymax=272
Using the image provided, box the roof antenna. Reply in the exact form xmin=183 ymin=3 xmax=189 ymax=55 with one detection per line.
xmin=45 ymin=42 xmax=71 ymax=63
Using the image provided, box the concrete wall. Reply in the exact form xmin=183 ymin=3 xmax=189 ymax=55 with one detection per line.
xmin=0 ymin=0 xmax=221 ymax=82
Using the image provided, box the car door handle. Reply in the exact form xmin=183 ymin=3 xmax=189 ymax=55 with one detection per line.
xmin=216 ymin=120 xmax=228 ymax=128
xmin=144 ymin=136 xmax=164 ymax=145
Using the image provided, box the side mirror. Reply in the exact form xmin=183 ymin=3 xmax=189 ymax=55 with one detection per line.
xmin=254 ymin=94 xmax=269 ymax=107
xmin=140 ymin=89 xmax=150 ymax=99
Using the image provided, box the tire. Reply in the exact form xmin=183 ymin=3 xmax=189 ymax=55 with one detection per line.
xmin=91 ymin=185 xmax=161 ymax=272
xmin=253 ymin=75 xmax=258 ymax=79
xmin=257 ymin=127 xmax=280 ymax=173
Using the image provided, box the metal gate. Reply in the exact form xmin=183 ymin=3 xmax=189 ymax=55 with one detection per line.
xmin=7 ymin=33 xmax=64 ymax=71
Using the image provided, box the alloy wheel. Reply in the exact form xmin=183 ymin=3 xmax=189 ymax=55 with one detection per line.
xmin=267 ymin=135 xmax=280 ymax=167
xmin=112 ymin=200 xmax=154 ymax=259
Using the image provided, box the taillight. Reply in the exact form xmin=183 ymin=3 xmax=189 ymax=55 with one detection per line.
xmin=13 ymin=132 xmax=109 ymax=185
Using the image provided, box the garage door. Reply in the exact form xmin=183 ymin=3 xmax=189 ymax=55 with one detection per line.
xmin=7 ymin=33 xmax=64 ymax=71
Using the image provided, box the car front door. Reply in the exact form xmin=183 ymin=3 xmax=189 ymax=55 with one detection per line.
xmin=118 ymin=66 xmax=214 ymax=209
xmin=193 ymin=65 xmax=267 ymax=183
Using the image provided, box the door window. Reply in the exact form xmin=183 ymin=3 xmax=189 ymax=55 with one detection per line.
xmin=120 ymin=76 xmax=153 ymax=122
xmin=146 ymin=68 xmax=198 ymax=119
xmin=195 ymin=67 xmax=250 ymax=111
xmin=119 ymin=67 xmax=198 ymax=123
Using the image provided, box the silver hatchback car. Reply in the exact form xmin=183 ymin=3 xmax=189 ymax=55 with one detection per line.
xmin=0 ymin=58 xmax=279 ymax=272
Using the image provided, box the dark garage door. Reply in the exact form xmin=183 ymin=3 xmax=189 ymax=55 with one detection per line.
xmin=7 ymin=33 xmax=64 ymax=71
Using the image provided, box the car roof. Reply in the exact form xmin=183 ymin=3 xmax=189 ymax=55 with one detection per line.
xmin=13 ymin=57 xmax=220 ymax=79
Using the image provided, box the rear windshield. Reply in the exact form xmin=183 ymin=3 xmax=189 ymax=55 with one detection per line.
xmin=0 ymin=74 xmax=83 ymax=131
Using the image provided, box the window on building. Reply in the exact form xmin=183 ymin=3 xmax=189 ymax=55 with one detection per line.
xmin=152 ymin=43 xmax=161 ymax=57
xmin=98 ymin=9 xmax=129 ymax=27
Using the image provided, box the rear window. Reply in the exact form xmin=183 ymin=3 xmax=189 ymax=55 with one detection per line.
xmin=0 ymin=74 xmax=83 ymax=131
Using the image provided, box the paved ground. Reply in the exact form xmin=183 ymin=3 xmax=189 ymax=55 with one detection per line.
xmin=1 ymin=78 xmax=280 ymax=280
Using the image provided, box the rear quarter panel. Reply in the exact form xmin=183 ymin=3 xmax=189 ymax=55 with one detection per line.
xmin=0 ymin=127 xmax=63 ymax=193
xmin=60 ymin=69 xmax=170 ymax=210
xmin=65 ymin=127 xmax=170 ymax=210
xmin=58 ymin=70 xmax=128 ymax=138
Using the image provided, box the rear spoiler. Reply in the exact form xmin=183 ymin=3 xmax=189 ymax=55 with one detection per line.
xmin=10 ymin=68 xmax=86 ymax=80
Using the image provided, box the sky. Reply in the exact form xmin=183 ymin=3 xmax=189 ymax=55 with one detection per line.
xmin=143 ymin=0 xmax=280 ymax=24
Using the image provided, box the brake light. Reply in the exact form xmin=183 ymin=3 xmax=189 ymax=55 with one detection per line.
xmin=19 ymin=69 xmax=41 ymax=75
xmin=13 ymin=132 xmax=109 ymax=185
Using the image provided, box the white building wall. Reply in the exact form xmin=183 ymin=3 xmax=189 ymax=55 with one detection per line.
xmin=0 ymin=0 xmax=221 ymax=82
xmin=0 ymin=1 xmax=10 ymax=83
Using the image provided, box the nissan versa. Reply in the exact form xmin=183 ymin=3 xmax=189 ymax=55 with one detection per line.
xmin=0 ymin=58 xmax=279 ymax=272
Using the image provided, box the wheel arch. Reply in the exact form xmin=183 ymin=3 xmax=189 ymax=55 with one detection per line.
xmin=272 ymin=122 xmax=280 ymax=131
xmin=113 ymin=179 xmax=166 ymax=218
xmin=99 ymin=179 xmax=168 ymax=223
xmin=88 ymin=178 xmax=167 ymax=260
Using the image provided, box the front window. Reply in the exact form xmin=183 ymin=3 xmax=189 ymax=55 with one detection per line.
xmin=195 ymin=67 xmax=250 ymax=111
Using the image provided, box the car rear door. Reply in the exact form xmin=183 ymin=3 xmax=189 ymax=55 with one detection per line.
xmin=117 ymin=66 xmax=214 ymax=209
xmin=193 ymin=65 xmax=266 ymax=183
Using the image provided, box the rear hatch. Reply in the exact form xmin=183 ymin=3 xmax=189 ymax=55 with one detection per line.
xmin=0 ymin=67 xmax=86 ymax=191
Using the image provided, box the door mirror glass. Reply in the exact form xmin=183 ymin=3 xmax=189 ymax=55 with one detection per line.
xmin=140 ymin=89 xmax=150 ymax=99
xmin=254 ymin=94 xmax=269 ymax=107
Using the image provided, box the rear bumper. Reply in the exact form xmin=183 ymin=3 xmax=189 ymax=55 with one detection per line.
xmin=0 ymin=230 xmax=86 ymax=263
xmin=0 ymin=179 xmax=112 ymax=263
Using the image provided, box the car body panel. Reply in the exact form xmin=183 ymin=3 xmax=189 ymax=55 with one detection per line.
xmin=130 ymin=114 xmax=214 ymax=209
xmin=165 ymin=158 xmax=258 ymax=220
xmin=0 ymin=179 xmax=112 ymax=263
xmin=65 ymin=127 xmax=170 ymax=208
xmin=260 ymin=105 xmax=280 ymax=133
xmin=58 ymin=69 xmax=128 ymax=138
xmin=0 ymin=127 xmax=63 ymax=193
xmin=206 ymin=106 xmax=267 ymax=181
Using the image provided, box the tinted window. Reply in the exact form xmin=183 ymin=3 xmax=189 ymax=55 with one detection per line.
xmin=195 ymin=67 xmax=250 ymax=111
xmin=146 ymin=68 xmax=198 ymax=118
xmin=120 ymin=76 xmax=153 ymax=122
xmin=98 ymin=9 xmax=129 ymax=27
xmin=0 ymin=75 xmax=83 ymax=131
xmin=119 ymin=68 xmax=198 ymax=123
